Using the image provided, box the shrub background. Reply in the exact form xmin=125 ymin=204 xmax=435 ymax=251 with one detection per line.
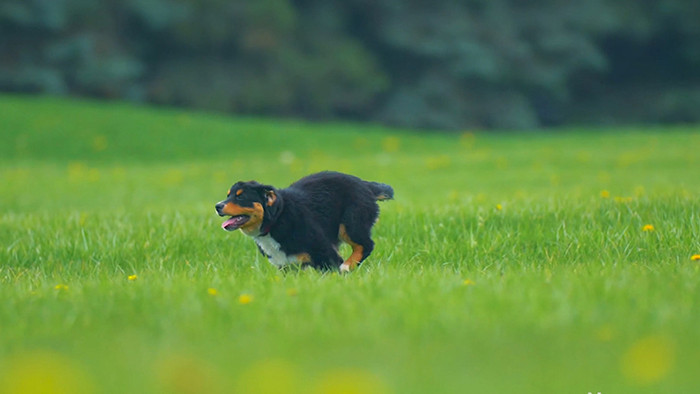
xmin=1 ymin=0 xmax=699 ymax=130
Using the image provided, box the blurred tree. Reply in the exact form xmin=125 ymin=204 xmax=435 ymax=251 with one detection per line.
xmin=357 ymin=0 xmax=616 ymax=129
xmin=0 ymin=0 xmax=698 ymax=130
xmin=572 ymin=0 xmax=700 ymax=124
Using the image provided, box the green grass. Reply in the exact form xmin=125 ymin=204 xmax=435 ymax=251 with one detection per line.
xmin=1 ymin=95 xmax=699 ymax=394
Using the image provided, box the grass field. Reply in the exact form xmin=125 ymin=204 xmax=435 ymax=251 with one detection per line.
xmin=1 ymin=95 xmax=699 ymax=394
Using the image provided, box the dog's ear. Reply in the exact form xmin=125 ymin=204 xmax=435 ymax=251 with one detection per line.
xmin=251 ymin=183 xmax=278 ymax=206
xmin=256 ymin=184 xmax=282 ymax=221
xmin=264 ymin=188 xmax=277 ymax=207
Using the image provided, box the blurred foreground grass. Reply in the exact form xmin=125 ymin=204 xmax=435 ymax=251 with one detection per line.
xmin=1 ymin=96 xmax=699 ymax=394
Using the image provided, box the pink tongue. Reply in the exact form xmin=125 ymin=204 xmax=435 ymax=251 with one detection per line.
xmin=222 ymin=217 xmax=241 ymax=229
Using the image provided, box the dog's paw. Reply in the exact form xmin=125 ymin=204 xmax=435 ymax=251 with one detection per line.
xmin=339 ymin=263 xmax=352 ymax=273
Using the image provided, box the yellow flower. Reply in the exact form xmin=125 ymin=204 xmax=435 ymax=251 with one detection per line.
xmin=447 ymin=190 xmax=460 ymax=203
xmin=595 ymin=325 xmax=615 ymax=342
xmin=642 ymin=224 xmax=655 ymax=232
xmin=462 ymin=279 xmax=475 ymax=286
xmin=238 ymin=294 xmax=253 ymax=305
xmin=313 ymin=368 xmax=389 ymax=394
xmin=236 ymin=359 xmax=300 ymax=394
xmin=381 ymin=136 xmax=400 ymax=153
xmin=425 ymin=155 xmax=452 ymax=170
xmin=691 ymin=255 xmax=700 ymax=261
xmin=495 ymin=204 xmax=502 ymax=211
xmin=207 ymin=288 xmax=218 ymax=296
xmin=459 ymin=132 xmax=476 ymax=149
xmin=87 ymin=168 xmax=100 ymax=183
xmin=620 ymin=336 xmax=675 ymax=385
xmin=128 ymin=275 xmax=138 ymax=281
xmin=92 ymin=135 xmax=108 ymax=152
xmin=2 ymin=351 xmax=95 ymax=394
xmin=67 ymin=162 xmax=87 ymax=182
xmin=600 ymin=190 xmax=610 ymax=198
xmin=54 ymin=284 xmax=68 ymax=290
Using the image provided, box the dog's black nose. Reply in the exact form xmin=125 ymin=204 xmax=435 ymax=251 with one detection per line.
xmin=215 ymin=202 xmax=225 ymax=216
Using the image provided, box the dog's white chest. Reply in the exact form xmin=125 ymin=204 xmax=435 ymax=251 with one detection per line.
xmin=253 ymin=235 xmax=298 ymax=267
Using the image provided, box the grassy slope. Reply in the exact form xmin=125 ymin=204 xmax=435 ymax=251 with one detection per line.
xmin=1 ymin=95 xmax=699 ymax=394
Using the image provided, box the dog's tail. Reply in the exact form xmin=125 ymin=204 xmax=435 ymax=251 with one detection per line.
xmin=367 ymin=181 xmax=394 ymax=201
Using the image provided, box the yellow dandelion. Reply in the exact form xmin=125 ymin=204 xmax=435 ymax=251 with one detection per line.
xmin=462 ymin=279 xmax=475 ymax=286
xmin=54 ymin=284 xmax=68 ymax=290
xmin=642 ymin=224 xmax=655 ymax=232
xmin=447 ymin=190 xmax=460 ymax=203
xmin=176 ymin=114 xmax=192 ymax=125
xmin=425 ymin=155 xmax=452 ymax=170
xmin=459 ymin=132 xmax=476 ymax=149
xmin=621 ymin=336 xmax=675 ymax=385
xmin=207 ymin=288 xmax=218 ymax=296
xmin=313 ymin=368 xmax=389 ymax=394
xmin=595 ymin=325 xmax=615 ymax=342
xmin=496 ymin=156 xmax=509 ymax=170
xmin=92 ymin=135 xmax=108 ymax=152
xmin=691 ymin=254 xmax=700 ymax=261
xmin=235 ymin=359 xmax=300 ymax=394
xmin=495 ymin=204 xmax=502 ymax=211
xmin=381 ymin=136 xmax=400 ymax=153
xmin=111 ymin=166 xmax=127 ymax=181
xmin=128 ymin=274 xmax=138 ymax=281
xmin=354 ymin=137 xmax=370 ymax=150
xmin=2 ymin=351 xmax=95 ymax=394
xmin=238 ymin=294 xmax=253 ymax=305
xmin=163 ymin=169 xmax=184 ymax=186
xmin=87 ymin=168 xmax=100 ymax=182
xmin=67 ymin=162 xmax=88 ymax=183
xmin=600 ymin=190 xmax=610 ymax=198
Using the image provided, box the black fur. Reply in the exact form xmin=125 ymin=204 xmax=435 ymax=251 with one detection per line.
xmin=215 ymin=171 xmax=393 ymax=271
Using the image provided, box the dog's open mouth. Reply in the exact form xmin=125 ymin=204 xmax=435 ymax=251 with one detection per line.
xmin=221 ymin=215 xmax=250 ymax=231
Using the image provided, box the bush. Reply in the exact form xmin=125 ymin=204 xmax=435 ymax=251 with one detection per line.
xmin=1 ymin=0 xmax=698 ymax=130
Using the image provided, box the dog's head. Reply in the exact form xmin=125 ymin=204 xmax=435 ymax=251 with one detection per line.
xmin=215 ymin=181 xmax=281 ymax=236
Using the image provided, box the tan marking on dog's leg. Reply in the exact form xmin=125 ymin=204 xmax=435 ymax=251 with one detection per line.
xmin=293 ymin=253 xmax=311 ymax=264
xmin=338 ymin=224 xmax=363 ymax=273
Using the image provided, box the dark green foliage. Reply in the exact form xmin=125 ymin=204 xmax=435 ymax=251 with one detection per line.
xmin=1 ymin=0 xmax=698 ymax=129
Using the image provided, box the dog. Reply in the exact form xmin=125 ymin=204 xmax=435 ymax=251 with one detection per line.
xmin=215 ymin=171 xmax=393 ymax=272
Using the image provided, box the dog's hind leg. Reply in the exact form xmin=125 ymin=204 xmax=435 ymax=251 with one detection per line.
xmin=338 ymin=200 xmax=379 ymax=272
xmin=338 ymin=223 xmax=375 ymax=273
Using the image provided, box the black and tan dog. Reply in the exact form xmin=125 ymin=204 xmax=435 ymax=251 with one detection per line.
xmin=215 ymin=171 xmax=393 ymax=272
